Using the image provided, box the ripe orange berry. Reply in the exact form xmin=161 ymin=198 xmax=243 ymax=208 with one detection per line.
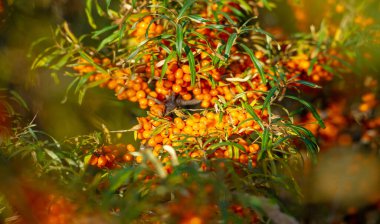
xmin=248 ymin=144 xmax=260 ymax=153
xmin=193 ymin=88 xmax=201 ymax=95
xmin=182 ymin=93 xmax=192 ymax=101
xmin=136 ymin=156 xmax=143 ymax=163
xmin=139 ymin=98 xmax=148 ymax=106
xmin=155 ymin=24 xmax=164 ymax=34
xmin=148 ymin=138 xmax=157 ymax=147
xmin=359 ymin=103 xmax=370 ymax=112
xmin=172 ymin=84 xmax=182 ymax=93
xmin=123 ymin=153 xmax=133 ymax=162
xmin=97 ymin=156 xmax=107 ymax=168
xmin=183 ymin=74 xmax=192 ymax=82
xmin=154 ymin=135 xmax=163 ymax=144
xmin=89 ymin=155 xmax=98 ymax=166
xmin=201 ymin=100 xmax=210 ymax=108
xmin=127 ymin=144 xmax=136 ymax=152
xmin=182 ymin=65 xmax=191 ymax=74
xmin=132 ymin=83 xmax=141 ymax=91
xmin=362 ymin=93 xmax=376 ymax=102
xmin=183 ymin=126 xmax=193 ymax=134
xmin=175 ymin=68 xmax=184 ymax=79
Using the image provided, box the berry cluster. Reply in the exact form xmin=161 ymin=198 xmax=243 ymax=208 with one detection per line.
xmin=88 ymin=143 xmax=141 ymax=169
xmin=136 ymin=110 xmax=265 ymax=166
xmin=281 ymin=51 xmax=345 ymax=83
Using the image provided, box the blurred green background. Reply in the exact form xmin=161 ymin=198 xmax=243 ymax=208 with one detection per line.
xmin=0 ymin=0 xmax=142 ymax=141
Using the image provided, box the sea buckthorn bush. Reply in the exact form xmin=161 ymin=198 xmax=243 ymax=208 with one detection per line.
xmin=1 ymin=0 xmax=380 ymax=223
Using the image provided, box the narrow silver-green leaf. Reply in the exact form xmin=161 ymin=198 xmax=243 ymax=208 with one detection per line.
xmin=285 ymin=95 xmax=325 ymax=128
xmin=239 ymin=43 xmax=266 ymax=84
xmin=294 ymin=80 xmax=322 ymax=88
xmin=224 ymin=33 xmax=237 ymax=59
xmin=184 ymin=45 xmax=196 ymax=86
xmin=243 ymin=102 xmax=264 ymax=130
xmin=78 ymin=51 xmax=108 ymax=74
xmin=177 ymin=0 xmax=195 ymax=19
xmin=176 ymin=24 xmax=183 ymax=57
xmin=262 ymin=86 xmax=277 ymax=111
xmin=85 ymin=0 xmax=97 ymax=29
xmin=258 ymin=127 xmax=270 ymax=160
xmin=187 ymin=15 xmax=210 ymax=23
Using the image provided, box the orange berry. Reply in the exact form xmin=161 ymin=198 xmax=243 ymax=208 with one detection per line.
xmin=210 ymin=89 xmax=218 ymax=96
xmin=148 ymin=138 xmax=157 ymax=147
xmin=139 ymin=98 xmax=148 ymax=106
xmin=175 ymin=68 xmax=184 ymax=79
xmin=132 ymin=83 xmax=141 ymax=91
xmin=148 ymin=99 xmax=156 ymax=107
xmin=174 ymin=117 xmax=183 ymax=124
xmin=182 ymin=93 xmax=192 ymax=101
xmin=183 ymin=126 xmax=193 ymax=134
xmin=183 ymin=74 xmax=192 ymax=82
xmin=193 ymin=88 xmax=201 ymax=95
xmin=362 ymin=93 xmax=376 ymax=102
xmin=107 ymin=80 xmax=118 ymax=90
xmin=97 ymin=156 xmax=107 ymax=168
xmin=359 ymin=103 xmax=370 ymax=112
xmin=89 ymin=155 xmax=98 ymax=166
xmin=155 ymin=24 xmax=164 ymax=34
xmin=172 ymin=84 xmax=182 ymax=93
xmin=123 ymin=153 xmax=133 ymax=162
xmin=127 ymin=144 xmax=136 ymax=152
xmin=136 ymin=156 xmax=143 ymax=163
xmin=201 ymin=100 xmax=210 ymax=108
xmin=182 ymin=65 xmax=191 ymax=74
xmin=206 ymin=112 xmax=215 ymax=120
xmin=154 ymin=135 xmax=163 ymax=144
xmin=143 ymin=130 xmax=152 ymax=139
xmin=149 ymin=91 xmax=158 ymax=98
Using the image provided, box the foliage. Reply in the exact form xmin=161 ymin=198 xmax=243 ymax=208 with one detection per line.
xmin=1 ymin=0 xmax=380 ymax=223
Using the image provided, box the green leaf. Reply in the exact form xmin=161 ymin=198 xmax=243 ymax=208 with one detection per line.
xmin=92 ymin=24 xmax=118 ymax=38
xmin=184 ymin=45 xmax=196 ymax=86
xmin=258 ymin=127 xmax=270 ymax=160
xmin=243 ymin=102 xmax=264 ymax=130
xmin=49 ymin=52 xmax=74 ymax=70
xmin=97 ymin=31 xmax=119 ymax=51
xmin=78 ymin=51 xmax=108 ymax=74
xmin=85 ymin=0 xmax=97 ymax=29
xmin=106 ymin=0 xmax=111 ymax=11
xmin=187 ymin=15 xmax=209 ymax=23
xmin=261 ymin=0 xmax=272 ymax=10
xmin=219 ymin=11 xmax=237 ymax=25
xmin=109 ymin=168 xmax=133 ymax=192
xmin=236 ymin=0 xmax=252 ymax=12
xmin=294 ymin=80 xmax=321 ymax=88
xmin=285 ymin=95 xmax=325 ymax=128
xmin=176 ymin=24 xmax=183 ymax=57
xmin=75 ymin=72 xmax=95 ymax=94
xmin=177 ymin=0 xmax=195 ymax=19
xmin=239 ymin=43 xmax=266 ymax=84
xmin=224 ymin=33 xmax=237 ymax=59
xmin=307 ymin=57 xmax=318 ymax=75
xmin=44 ymin=149 xmax=62 ymax=163
xmin=10 ymin=90 xmax=29 ymax=110
xmin=118 ymin=21 xmax=127 ymax=46
xmin=262 ymin=86 xmax=277 ymax=112
xmin=209 ymin=141 xmax=246 ymax=153
xmin=61 ymin=76 xmax=80 ymax=104
xmin=94 ymin=0 xmax=105 ymax=16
